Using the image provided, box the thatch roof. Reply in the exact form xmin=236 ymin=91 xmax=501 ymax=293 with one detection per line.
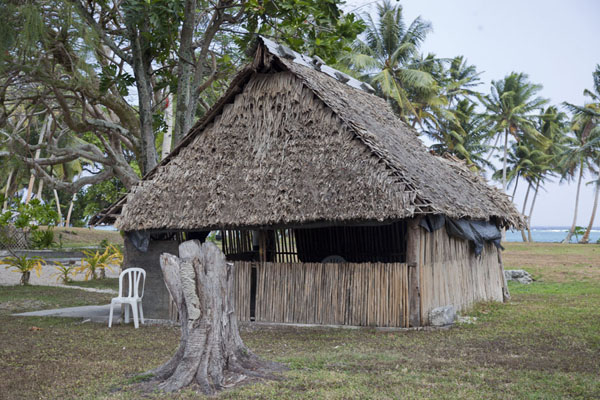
xmin=94 ymin=37 xmax=523 ymax=231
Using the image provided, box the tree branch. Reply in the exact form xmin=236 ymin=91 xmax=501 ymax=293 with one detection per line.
xmin=70 ymin=0 xmax=133 ymax=64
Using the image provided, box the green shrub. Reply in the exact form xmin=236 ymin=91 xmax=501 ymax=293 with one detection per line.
xmin=3 ymin=255 xmax=45 ymax=285
xmin=52 ymin=261 xmax=77 ymax=284
xmin=76 ymin=247 xmax=120 ymax=280
xmin=30 ymin=229 xmax=55 ymax=249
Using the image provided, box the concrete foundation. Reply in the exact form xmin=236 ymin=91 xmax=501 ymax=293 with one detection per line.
xmin=124 ymin=237 xmax=179 ymax=319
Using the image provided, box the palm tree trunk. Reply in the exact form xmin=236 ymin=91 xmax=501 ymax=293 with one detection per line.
xmin=563 ymin=163 xmax=584 ymax=244
xmin=527 ymin=180 xmax=540 ymax=242
xmin=2 ymin=169 xmax=13 ymax=211
xmin=520 ymin=182 xmax=531 ymax=242
xmin=581 ymin=179 xmax=599 ymax=244
xmin=511 ymin=173 xmax=520 ymax=201
xmin=486 ymin=133 xmax=502 ymax=162
xmin=53 ymin=189 xmax=63 ymax=226
xmin=502 ymin=129 xmax=509 ymax=192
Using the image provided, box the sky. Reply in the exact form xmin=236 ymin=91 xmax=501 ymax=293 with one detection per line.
xmin=343 ymin=0 xmax=600 ymax=227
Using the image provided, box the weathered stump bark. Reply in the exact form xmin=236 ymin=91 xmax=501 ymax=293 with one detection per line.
xmin=147 ymin=240 xmax=285 ymax=394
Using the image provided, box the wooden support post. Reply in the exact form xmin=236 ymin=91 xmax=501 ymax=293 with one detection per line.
xmin=406 ymin=217 xmax=422 ymax=327
xmin=259 ymin=230 xmax=267 ymax=262
xmin=497 ymin=248 xmax=510 ymax=302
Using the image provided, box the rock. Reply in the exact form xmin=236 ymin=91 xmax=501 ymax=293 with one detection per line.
xmin=429 ymin=305 xmax=456 ymax=326
xmin=504 ymin=269 xmax=533 ymax=284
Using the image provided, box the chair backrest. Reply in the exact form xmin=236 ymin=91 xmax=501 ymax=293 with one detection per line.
xmin=118 ymin=268 xmax=146 ymax=299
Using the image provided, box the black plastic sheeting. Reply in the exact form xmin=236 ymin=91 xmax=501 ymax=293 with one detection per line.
xmin=127 ymin=230 xmax=150 ymax=252
xmin=419 ymin=215 xmax=503 ymax=255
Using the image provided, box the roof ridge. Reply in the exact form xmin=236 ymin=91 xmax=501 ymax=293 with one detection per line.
xmin=258 ymin=36 xmax=376 ymax=94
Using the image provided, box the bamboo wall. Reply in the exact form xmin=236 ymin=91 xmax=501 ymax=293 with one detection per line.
xmin=224 ymin=223 xmax=504 ymax=328
xmin=234 ymin=261 xmax=410 ymax=327
xmin=418 ymin=225 xmax=504 ymax=324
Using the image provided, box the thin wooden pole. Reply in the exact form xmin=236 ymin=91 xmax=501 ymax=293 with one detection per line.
xmin=406 ymin=217 xmax=421 ymax=327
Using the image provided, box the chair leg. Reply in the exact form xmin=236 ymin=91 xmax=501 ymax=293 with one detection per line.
xmin=131 ymin=302 xmax=139 ymax=329
xmin=138 ymin=301 xmax=144 ymax=324
xmin=108 ymin=302 xmax=114 ymax=328
xmin=124 ymin=303 xmax=130 ymax=323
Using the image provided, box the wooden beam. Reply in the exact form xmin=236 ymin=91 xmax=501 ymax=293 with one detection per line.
xmin=406 ymin=217 xmax=422 ymax=327
xmin=258 ymin=230 xmax=267 ymax=262
xmin=498 ymin=248 xmax=511 ymax=302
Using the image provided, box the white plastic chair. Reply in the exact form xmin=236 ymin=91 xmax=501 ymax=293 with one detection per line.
xmin=108 ymin=268 xmax=146 ymax=329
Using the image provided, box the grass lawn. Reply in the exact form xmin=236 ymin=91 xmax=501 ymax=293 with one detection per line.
xmin=51 ymin=227 xmax=124 ymax=248
xmin=66 ymin=278 xmax=120 ymax=291
xmin=0 ymin=243 xmax=599 ymax=399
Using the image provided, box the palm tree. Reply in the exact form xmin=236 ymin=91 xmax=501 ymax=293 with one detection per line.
xmin=524 ymin=106 xmax=569 ymax=241
xmin=344 ymin=0 xmax=435 ymax=123
xmin=559 ymin=124 xmax=597 ymax=244
xmin=482 ymin=73 xmax=548 ymax=192
xmin=440 ymin=55 xmax=482 ymax=106
xmin=493 ymin=140 xmax=553 ymax=241
xmin=564 ymin=65 xmax=600 ymax=243
xmin=426 ymin=99 xmax=492 ymax=169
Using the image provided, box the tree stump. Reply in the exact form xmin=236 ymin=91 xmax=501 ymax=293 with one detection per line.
xmin=147 ymin=240 xmax=284 ymax=394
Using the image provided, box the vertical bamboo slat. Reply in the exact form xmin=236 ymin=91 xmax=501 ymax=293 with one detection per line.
xmin=233 ymin=261 xmax=410 ymax=327
xmin=418 ymin=225 xmax=504 ymax=324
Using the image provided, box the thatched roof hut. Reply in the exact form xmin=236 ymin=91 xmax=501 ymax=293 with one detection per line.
xmin=94 ymin=37 xmax=522 ymax=231
xmin=95 ymin=38 xmax=522 ymax=327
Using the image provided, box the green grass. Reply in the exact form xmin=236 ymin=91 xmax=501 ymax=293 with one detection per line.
xmin=44 ymin=227 xmax=123 ymax=249
xmin=0 ymin=243 xmax=599 ymax=399
xmin=0 ymin=285 xmax=112 ymax=315
xmin=66 ymin=278 xmax=119 ymax=291
xmin=504 ymin=241 xmax=600 ymax=257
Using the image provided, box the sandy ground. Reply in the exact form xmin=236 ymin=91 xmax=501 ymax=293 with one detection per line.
xmin=0 ymin=261 xmax=120 ymax=287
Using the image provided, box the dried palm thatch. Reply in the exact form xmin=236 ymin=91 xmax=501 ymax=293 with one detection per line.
xmin=95 ymin=38 xmax=523 ymax=231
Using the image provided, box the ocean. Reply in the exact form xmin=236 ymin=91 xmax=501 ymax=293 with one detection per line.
xmin=97 ymin=225 xmax=598 ymax=243
xmin=505 ymin=227 xmax=600 ymax=243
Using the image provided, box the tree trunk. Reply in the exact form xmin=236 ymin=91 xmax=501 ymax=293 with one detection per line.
xmin=510 ymin=173 xmax=519 ymax=201
xmin=25 ymin=174 xmax=36 ymax=204
xmin=161 ymin=92 xmax=174 ymax=160
xmin=581 ymin=179 xmax=599 ymax=244
xmin=2 ymin=169 xmax=13 ymax=211
xmin=527 ymin=180 xmax=540 ymax=242
xmin=563 ymin=163 xmax=584 ymax=244
xmin=21 ymin=271 xmax=31 ymax=285
xmin=25 ymin=115 xmax=50 ymax=204
xmin=36 ymin=178 xmax=44 ymax=200
xmin=172 ymin=0 xmax=197 ymax=146
xmin=53 ymin=189 xmax=63 ymax=226
xmin=502 ymin=129 xmax=509 ymax=192
xmin=520 ymin=182 xmax=531 ymax=242
xmin=147 ymin=240 xmax=285 ymax=394
xmin=486 ymin=133 xmax=502 ymax=162
xmin=128 ymin=26 xmax=158 ymax=176
xmin=65 ymin=193 xmax=76 ymax=228
xmin=500 ymin=130 xmax=510 ymax=241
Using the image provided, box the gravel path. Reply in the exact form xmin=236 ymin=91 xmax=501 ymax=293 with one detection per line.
xmin=0 ymin=261 xmax=120 ymax=289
